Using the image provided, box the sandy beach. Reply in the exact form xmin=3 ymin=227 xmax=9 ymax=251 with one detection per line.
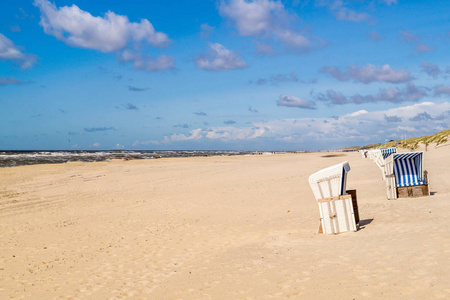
xmin=1 ymin=146 xmax=449 ymax=299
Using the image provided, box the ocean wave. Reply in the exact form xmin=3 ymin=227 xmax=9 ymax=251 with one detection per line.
xmin=0 ymin=150 xmax=262 ymax=168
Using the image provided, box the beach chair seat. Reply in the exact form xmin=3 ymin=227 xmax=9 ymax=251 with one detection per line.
xmin=308 ymin=162 xmax=358 ymax=234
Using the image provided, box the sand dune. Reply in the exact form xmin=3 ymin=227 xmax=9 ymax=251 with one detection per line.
xmin=1 ymin=147 xmax=449 ymax=299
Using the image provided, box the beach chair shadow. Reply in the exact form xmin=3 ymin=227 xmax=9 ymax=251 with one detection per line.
xmin=357 ymin=218 xmax=374 ymax=230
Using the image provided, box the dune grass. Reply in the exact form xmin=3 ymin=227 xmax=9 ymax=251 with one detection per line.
xmin=344 ymin=129 xmax=450 ymax=151
xmin=375 ymin=130 xmax=450 ymax=150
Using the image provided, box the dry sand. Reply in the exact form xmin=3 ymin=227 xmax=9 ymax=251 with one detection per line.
xmin=0 ymin=146 xmax=449 ymax=299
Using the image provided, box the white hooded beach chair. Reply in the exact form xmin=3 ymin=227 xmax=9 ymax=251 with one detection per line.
xmin=373 ymin=148 xmax=397 ymax=180
xmin=308 ymin=162 xmax=358 ymax=234
xmin=360 ymin=150 xmax=368 ymax=158
xmin=384 ymin=152 xmax=429 ymax=200
xmin=368 ymin=149 xmax=378 ymax=160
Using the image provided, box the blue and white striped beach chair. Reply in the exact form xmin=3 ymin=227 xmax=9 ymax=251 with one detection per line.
xmin=380 ymin=147 xmax=397 ymax=159
xmin=384 ymin=152 xmax=428 ymax=199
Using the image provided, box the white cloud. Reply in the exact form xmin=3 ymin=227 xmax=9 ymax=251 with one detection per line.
xmin=262 ymin=102 xmax=450 ymax=145
xmin=320 ymin=64 xmax=412 ymax=84
xmin=0 ymin=76 xmax=26 ymax=86
xmin=316 ymin=0 xmax=370 ymax=22
xmin=219 ymin=0 xmax=311 ymax=51
xmin=34 ymin=0 xmax=169 ymax=52
xmin=317 ymin=0 xmax=397 ymax=23
xmin=415 ymin=44 xmax=434 ymax=54
xmin=0 ymin=33 xmax=37 ymax=69
xmin=399 ymin=30 xmax=419 ymax=43
xmin=33 ymin=0 xmax=173 ymax=71
xmin=141 ymin=102 xmax=449 ymax=150
xmin=394 ymin=126 xmax=416 ymax=132
xmin=346 ymin=110 xmax=368 ymax=117
xmin=135 ymin=126 xmax=268 ymax=146
xmin=220 ymin=0 xmax=284 ymax=36
xmin=170 ymin=128 xmax=204 ymax=141
xmin=254 ymin=72 xmax=313 ymax=86
xmin=119 ymin=49 xmax=175 ymax=71
xmin=174 ymin=126 xmax=268 ymax=142
xmin=200 ymin=23 xmax=215 ymax=38
xmin=274 ymin=28 xmax=310 ymax=49
xmin=316 ymin=83 xmax=427 ymax=105
xmin=132 ymin=140 xmax=160 ymax=146
xmin=277 ymin=94 xmax=316 ymax=109
xmin=196 ymin=43 xmax=247 ymax=71
xmin=381 ymin=0 xmax=397 ymax=5
xmin=397 ymin=30 xmax=434 ymax=55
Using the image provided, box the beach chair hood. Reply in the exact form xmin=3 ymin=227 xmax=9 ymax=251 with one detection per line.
xmin=308 ymin=161 xmax=351 ymax=201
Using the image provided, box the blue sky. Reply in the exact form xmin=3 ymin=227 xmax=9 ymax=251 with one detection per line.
xmin=1 ymin=0 xmax=449 ymax=150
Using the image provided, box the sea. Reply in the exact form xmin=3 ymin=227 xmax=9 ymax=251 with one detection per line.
xmin=0 ymin=150 xmax=283 ymax=168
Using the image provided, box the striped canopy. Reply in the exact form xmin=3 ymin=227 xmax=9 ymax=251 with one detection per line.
xmin=381 ymin=147 xmax=397 ymax=159
xmin=393 ymin=152 xmax=424 ymax=187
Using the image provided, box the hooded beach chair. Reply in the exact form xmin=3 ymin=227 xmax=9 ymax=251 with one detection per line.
xmin=373 ymin=148 xmax=397 ymax=180
xmin=308 ymin=161 xmax=359 ymax=234
xmin=381 ymin=147 xmax=397 ymax=156
xmin=384 ymin=152 xmax=429 ymax=200
xmin=368 ymin=149 xmax=378 ymax=160
xmin=360 ymin=150 xmax=368 ymax=158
